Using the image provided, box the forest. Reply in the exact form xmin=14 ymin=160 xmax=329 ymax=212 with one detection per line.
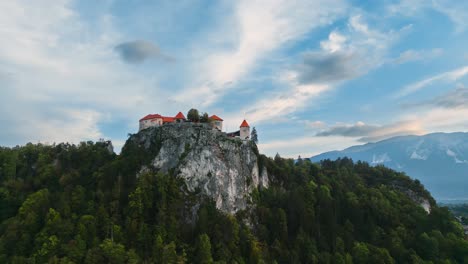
xmin=0 ymin=140 xmax=467 ymax=263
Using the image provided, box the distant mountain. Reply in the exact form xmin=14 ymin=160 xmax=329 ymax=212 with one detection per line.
xmin=311 ymin=132 xmax=468 ymax=202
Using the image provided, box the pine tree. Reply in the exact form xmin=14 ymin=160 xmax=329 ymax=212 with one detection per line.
xmin=251 ymin=127 xmax=258 ymax=144
xmin=195 ymin=234 xmax=213 ymax=264
xmin=152 ymin=235 xmax=164 ymax=264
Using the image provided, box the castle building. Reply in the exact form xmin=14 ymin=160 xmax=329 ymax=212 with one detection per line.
xmin=138 ymin=112 xmax=250 ymax=141
xmin=139 ymin=112 xmax=187 ymax=131
xmin=139 ymin=114 xmax=163 ymax=131
xmin=210 ymin=115 xmax=223 ymax=131
xmin=139 ymin=112 xmax=226 ymax=132
xmin=174 ymin=112 xmax=186 ymax=122
xmin=240 ymin=119 xmax=250 ymax=140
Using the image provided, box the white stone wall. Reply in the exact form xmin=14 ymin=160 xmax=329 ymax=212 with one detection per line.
xmin=139 ymin=118 xmax=162 ymax=131
xmin=240 ymin=127 xmax=250 ymax=140
xmin=213 ymin=121 xmax=223 ymax=131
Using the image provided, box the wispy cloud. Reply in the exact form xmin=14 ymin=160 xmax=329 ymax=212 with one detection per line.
xmin=392 ymin=48 xmax=443 ymax=64
xmin=246 ymin=83 xmax=330 ymax=124
xmin=388 ymin=0 xmax=468 ymax=32
xmin=0 ymin=0 xmax=173 ymax=146
xmin=316 ymin=121 xmax=379 ymax=137
xmin=304 ymin=120 xmax=326 ymax=129
xmin=402 ymin=107 xmax=468 ymax=133
xmin=395 ymin=66 xmax=468 ymax=98
xmin=231 ymin=14 xmax=407 ymax=126
xmin=316 ymin=121 xmax=425 ymax=142
xmin=176 ymin=0 xmax=348 ymax=106
xmin=296 ymin=15 xmax=403 ymax=85
xmin=431 ymin=0 xmax=468 ymax=32
xmin=404 ymin=85 xmax=468 ymax=109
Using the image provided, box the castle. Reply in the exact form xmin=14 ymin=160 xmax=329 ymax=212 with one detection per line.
xmin=139 ymin=112 xmax=251 ymax=140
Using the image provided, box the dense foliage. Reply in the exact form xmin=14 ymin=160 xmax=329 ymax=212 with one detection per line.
xmin=0 ymin=141 xmax=467 ymax=263
xmin=187 ymin=109 xmax=200 ymax=123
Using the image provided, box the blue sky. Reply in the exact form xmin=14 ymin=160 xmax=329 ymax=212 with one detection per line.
xmin=1 ymin=0 xmax=468 ymax=157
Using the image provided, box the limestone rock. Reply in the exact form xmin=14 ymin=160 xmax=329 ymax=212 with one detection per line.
xmin=132 ymin=123 xmax=268 ymax=213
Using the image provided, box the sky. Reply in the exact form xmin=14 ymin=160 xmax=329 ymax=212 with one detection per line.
xmin=1 ymin=0 xmax=468 ymax=158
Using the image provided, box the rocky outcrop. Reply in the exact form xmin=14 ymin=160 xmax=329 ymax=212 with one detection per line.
xmin=131 ymin=122 xmax=268 ymax=213
xmin=392 ymin=185 xmax=432 ymax=213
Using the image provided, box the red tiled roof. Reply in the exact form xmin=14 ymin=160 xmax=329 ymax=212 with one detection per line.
xmin=162 ymin=117 xmax=175 ymax=123
xmin=174 ymin=112 xmax=186 ymax=119
xmin=240 ymin=119 xmax=250 ymax=127
xmin=210 ymin=115 xmax=223 ymax=121
xmin=139 ymin=114 xmax=162 ymax=121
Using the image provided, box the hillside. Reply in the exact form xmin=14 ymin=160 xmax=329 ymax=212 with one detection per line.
xmin=311 ymin=132 xmax=468 ymax=202
xmin=0 ymin=125 xmax=467 ymax=263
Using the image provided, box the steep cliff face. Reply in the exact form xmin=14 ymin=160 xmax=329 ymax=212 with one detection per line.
xmin=131 ymin=123 xmax=269 ymax=213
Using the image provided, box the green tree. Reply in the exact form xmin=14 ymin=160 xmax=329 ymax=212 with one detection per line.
xmin=352 ymin=242 xmax=370 ymax=263
xmin=187 ymin=109 xmax=200 ymax=122
xmin=195 ymin=234 xmax=213 ymax=264
xmin=98 ymin=239 xmax=127 ymax=264
xmin=162 ymin=241 xmax=179 ymax=264
xmin=152 ymin=235 xmax=164 ymax=264
xmin=251 ymin=127 xmax=258 ymax=144
xmin=200 ymin=113 xmax=210 ymax=123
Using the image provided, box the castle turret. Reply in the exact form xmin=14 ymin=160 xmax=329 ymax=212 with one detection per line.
xmin=174 ymin=112 xmax=186 ymax=122
xmin=210 ymin=115 xmax=223 ymax=131
xmin=240 ymin=120 xmax=250 ymax=140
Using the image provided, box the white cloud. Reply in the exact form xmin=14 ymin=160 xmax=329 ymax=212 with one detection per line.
xmin=32 ymin=109 xmax=103 ymax=144
xmin=431 ymin=0 xmax=468 ymax=32
xmin=297 ymin=15 xmax=402 ymax=85
xmin=225 ymin=14 xmax=406 ymax=127
xmin=405 ymin=85 xmax=468 ymax=109
xmin=315 ymin=120 xmax=425 ymax=142
xmin=246 ymin=83 xmax=330 ymax=124
xmin=320 ymin=31 xmax=347 ymax=53
xmin=403 ymin=107 xmax=468 ymax=132
xmin=176 ymin=0 xmax=348 ymax=106
xmin=392 ymin=48 xmax=443 ymax=64
xmin=0 ymin=0 xmax=175 ymax=146
xmin=395 ymin=66 xmax=468 ymax=98
xmin=388 ymin=0 xmax=468 ymax=32
xmin=305 ymin=120 xmax=326 ymax=129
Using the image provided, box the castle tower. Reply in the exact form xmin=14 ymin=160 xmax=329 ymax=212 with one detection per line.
xmin=174 ymin=112 xmax=186 ymax=122
xmin=210 ymin=115 xmax=223 ymax=131
xmin=240 ymin=120 xmax=250 ymax=140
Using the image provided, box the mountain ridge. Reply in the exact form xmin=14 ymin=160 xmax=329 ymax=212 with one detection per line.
xmin=310 ymin=132 xmax=468 ymax=201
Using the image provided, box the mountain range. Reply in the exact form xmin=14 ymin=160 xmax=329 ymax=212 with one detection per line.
xmin=311 ymin=132 xmax=468 ymax=202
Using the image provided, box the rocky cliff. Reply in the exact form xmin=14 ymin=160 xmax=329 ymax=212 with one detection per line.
xmin=128 ymin=122 xmax=269 ymax=213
